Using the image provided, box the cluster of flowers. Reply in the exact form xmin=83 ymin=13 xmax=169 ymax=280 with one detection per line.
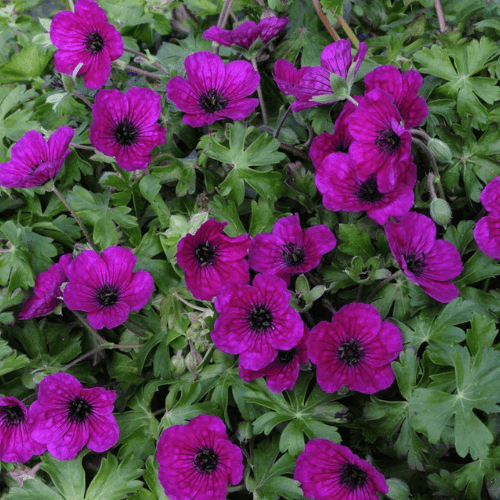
xmin=176 ymin=215 xmax=404 ymax=395
xmin=155 ymin=415 xmax=388 ymax=500
xmin=19 ymin=246 xmax=154 ymax=330
xmin=0 ymin=373 xmax=118 ymax=462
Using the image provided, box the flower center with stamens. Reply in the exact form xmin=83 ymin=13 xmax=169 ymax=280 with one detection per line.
xmin=96 ymin=283 xmax=119 ymax=307
xmin=194 ymin=241 xmax=217 ymax=267
xmin=338 ymin=339 xmax=364 ymax=366
xmin=357 ymin=176 xmax=384 ymax=203
xmin=277 ymin=348 xmax=296 ymax=365
xmin=67 ymin=397 xmax=93 ymax=423
xmin=339 ymin=462 xmax=368 ymax=491
xmin=113 ymin=118 xmax=139 ymax=146
xmin=375 ymin=128 xmax=401 ymax=154
xmin=199 ymin=89 xmax=228 ymax=114
xmin=1 ymin=404 xmax=24 ymax=427
xmin=282 ymin=242 xmax=305 ymax=267
xmin=84 ymin=32 xmax=105 ymax=54
xmin=248 ymin=305 xmax=273 ymax=332
xmin=404 ymin=251 xmax=426 ymax=276
xmin=193 ymin=448 xmax=218 ymax=473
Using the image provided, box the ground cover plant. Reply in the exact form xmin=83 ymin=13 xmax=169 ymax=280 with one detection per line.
xmin=1 ymin=0 xmax=500 ymax=498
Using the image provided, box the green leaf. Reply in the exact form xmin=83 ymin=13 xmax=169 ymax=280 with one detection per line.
xmin=338 ymin=224 xmax=376 ymax=259
xmin=249 ymin=198 xmax=280 ymax=236
xmin=84 ymin=454 xmax=143 ymax=500
xmin=457 ymin=250 xmax=500 ymax=285
xmin=0 ymin=45 xmax=52 ymax=83
xmin=0 ymin=339 xmax=30 ymax=376
xmin=39 ymin=453 xmax=86 ymax=500
xmin=4 ymin=479 xmax=64 ymax=500
xmin=208 ymin=195 xmax=246 ymax=236
xmin=466 ymin=313 xmax=498 ymax=355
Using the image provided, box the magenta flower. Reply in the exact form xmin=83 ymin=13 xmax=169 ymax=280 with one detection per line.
xmin=294 ymin=440 xmax=389 ymax=500
xmin=28 ymin=373 xmax=119 ymax=461
xmin=309 ymin=98 xmax=359 ymax=170
xmin=273 ymin=59 xmax=311 ymax=96
xmin=0 ymin=127 xmax=74 ymax=188
xmin=248 ymin=214 xmax=336 ymax=284
xmin=202 ymin=16 xmax=289 ymax=50
xmin=239 ymin=326 xmax=309 ymax=392
xmin=166 ymin=51 xmax=260 ymax=127
xmin=292 ymin=40 xmax=367 ymax=112
xmin=386 ymin=212 xmax=463 ymax=302
xmin=176 ymin=219 xmax=251 ymax=301
xmin=315 ymin=152 xmax=415 ymax=226
xmin=474 ymin=176 xmax=500 ymax=259
xmin=156 ymin=415 xmax=243 ymax=500
xmin=50 ymin=0 xmax=123 ymax=89
xmin=364 ymin=65 xmax=428 ymax=129
xmin=212 ymin=273 xmax=304 ymax=370
xmin=349 ymin=89 xmax=412 ymax=190
xmin=0 ymin=397 xmax=46 ymax=462
xmin=308 ymin=303 xmax=403 ymax=394
xmin=63 ymin=246 xmax=154 ymax=330
xmin=19 ymin=254 xmax=72 ymax=320
xmin=89 ymin=87 xmax=166 ymax=171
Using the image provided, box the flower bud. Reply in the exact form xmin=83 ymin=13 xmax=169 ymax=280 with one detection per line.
xmin=430 ymin=198 xmax=452 ymax=228
xmin=185 ymin=350 xmax=203 ymax=374
xmin=238 ymin=421 xmax=254 ymax=442
xmin=427 ymin=138 xmax=453 ymax=163
xmin=171 ymin=350 xmax=186 ymax=376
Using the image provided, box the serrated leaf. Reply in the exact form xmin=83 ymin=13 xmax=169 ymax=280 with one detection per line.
xmin=0 ymin=339 xmax=30 ymax=376
xmin=39 ymin=453 xmax=86 ymax=500
xmin=466 ymin=313 xmax=498 ymax=355
xmin=338 ymin=224 xmax=376 ymax=259
xmin=4 ymin=479 xmax=64 ymax=500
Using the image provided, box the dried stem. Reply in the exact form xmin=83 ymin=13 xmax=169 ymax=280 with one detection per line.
xmin=123 ymin=47 xmax=168 ymax=74
xmin=72 ymin=90 xmax=93 ymax=108
xmin=70 ymin=143 xmax=95 ymax=151
xmin=435 ymin=0 xmax=447 ymax=32
xmin=63 ymin=343 xmax=143 ymax=371
xmin=412 ymin=137 xmax=445 ymax=199
xmin=366 ymin=271 xmax=402 ymax=303
xmin=112 ymin=62 xmax=163 ymax=80
xmin=251 ymin=58 xmax=269 ymax=127
xmin=337 ymin=14 xmax=359 ymax=49
xmin=274 ymin=106 xmax=292 ymax=139
xmin=72 ymin=310 xmax=107 ymax=345
xmin=312 ymin=0 xmax=341 ymax=41
xmin=52 ymin=187 xmax=98 ymax=251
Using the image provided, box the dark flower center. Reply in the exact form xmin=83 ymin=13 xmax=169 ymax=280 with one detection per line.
xmin=96 ymin=283 xmax=119 ymax=307
xmin=282 ymin=242 xmax=305 ymax=267
xmin=199 ymin=89 xmax=228 ymax=114
xmin=193 ymin=448 xmax=219 ymax=473
xmin=84 ymin=32 xmax=105 ymax=54
xmin=338 ymin=339 xmax=364 ymax=366
xmin=375 ymin=128 xmax=401 ymax=154
xmin=67 ymin=397 xmax=93 ymax=423
xmin=339 ymin=462 xmax=368 ymax=491
xmin=277 ymin=347 xmax=296 ymax=365
xmin=248 ymin=305 xmax=273 ymax=332
xmin=113 ymin=118 xmax=139 ymax=146
xmin=194 ymin=241 xmax=218 ymax=267
xmin=357 ymin=176 xmax=384 ymax=203
xmin=1 ymin=404 xmax=24 ymax=427
xmin=404 ymin=251 xmax=426 ymax=276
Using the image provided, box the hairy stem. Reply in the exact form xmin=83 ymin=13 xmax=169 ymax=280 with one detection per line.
xmin=411 ymin=128 xmax=432 ymax=142
xmin=427 ymin=172 xmax=438 ymax=201
xmin=70 ymin=143 xmax=95 ymax=151
xmin=123 ymin=47 xmax=168 ymax=74
xmin=63 ymin=343 xmax=143 ymax=371
xmin=172 ymin=292 xmax=208 ymax=312
xmin=274 ymin=106 xmax=292 ymax=139
xmin=312 ymin=0 xmax=341 ymax=41
xmin=52 ymin=187 xmax=98 ymax=251
xmin=72 ymin=90 xmax=93 ymax=108
xmin=435 ymin=0 xmax=447 ymax=32
xmin=227 ymin=485 xmax=246 ymax=493
xmin=278 ymin=142 xmax=310 ymax=162
xmin=366 ymin=270 xmax=402 ymax=303
xmin=68 ymin=0 xmax=74 ymax=11
xmin=412 ymin=137 xmax=445 ymax=199
xmin=112 ymin=62 xmax=163 ymax=80
xmin=72 ymin=310 xmax=107 ymax=345
xmin=337 ymin=14 xmax=359 ymax=48
xmin=251 ymin=58 xmax=269 ymax=127
xmin=217 ymin=0 xmax=235 ymax=28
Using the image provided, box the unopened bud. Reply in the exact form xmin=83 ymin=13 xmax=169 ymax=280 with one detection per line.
xmin=386 ymin=478 xmax=410 ymax=500
xmin=428 ymin=138 xmax=453 ymax=163
xmin=171 ymin=350 xmax=185 ymax=376
xmin=238 ymin=421 xmax=254 ymax=442
xmin=185 ymin=350 xmax=203 ymax=373
xmin=430 ymin=198 xmax=452 ymax=228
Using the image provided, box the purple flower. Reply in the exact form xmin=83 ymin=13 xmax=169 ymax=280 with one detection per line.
xmin=239 ymin=326 xmax=309 ymax=392
xmin=349 ymin=89 xmax=412 ymax=190
xmin=19 ymin=254 xmax=73 ymax=320
xmin=474 ymin=176 xmax=500 ymax=259
xmin=309 ymin=98 xmax=359 ymax=170
xmin=292 ymin=40 xmax=367 ymax=112
xmin=166 ymin=51 xmax=260 ymax=127
xmin=156 ymin=415 xmax=243 ymax=500
xmin=89 ymin=87 xmax=166 ymax=171
xmin=386 ymin=212 xmax=463 ymax=303
xmin=0 ymin=127 xmax=74 ymax=188
xmin=28 ymin=373 xmax=119 ymax=461
xmin=176 ymin=219 xmax=251 ymax=301
xmin=273 ymin=59 xmax=311 ymax=96
xmin=202 ymin=16 xmax=289 ymax=49
xmin=212 ymin=273 xmax=304 ymax=370
xmin=315 ymin=152 xmax=415 ymax=226
xmin=294 ymin=439 xmax=389 ymax=500
xmin=364 ymin=65 xmax=428 ymax=129
xmin=63 ymin=246 xmax=154 ymax=330
xmin=248 ymin=214 xmax=336 ymax=284
xmin=0 ymin=397 xmax=47 ymax=462
xmin=308 ymin=303 xmax=403 ymax=394
xmin=50 ymin=0 xmax=123 ymax=89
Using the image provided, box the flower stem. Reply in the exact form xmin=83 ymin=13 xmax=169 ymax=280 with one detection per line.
xmin=435 ymin=0 xmax=447 ymax=32
xmin=411 ymin=128 xmax=431 ymax=142
xmin=274 ymin=106 xmax=292 ymax=139
xmin=112 ymin=61 xmax=163 ymax=80
xmin=123 ymin=47 xmax=168 ymax=74
xmin=227 ymin=485 xmax=246 ymax=493
xmin=70 ymin=143 xmax=95 ymax=151
xmin=366 ymin=270 xmax=402 ymax=302
xmin=217 ymin=0 xmax=235 ymax=28
xmin=427 ymin=172 xmax=438 ymax=201
xmin=278 ymin=142 xmax=310 ymax=162
xmin=346 ymin=94 xmax=359 ymax=107
xmin=172 ymin=292 xmax=208 ymax=312
xmin=52 ymin=187 xmax=98 ymax=251
xmin=337 ymin=14 xmax=359 ymax=49
xmin=251 ymin=58 xmax=269 ymax=127
xmin=68 ymin=0 xmax=74 ymax=11
xmin=72 ymin=310 xmax=107 ymax=345
xmin=412 ymin=137 xmax=445 ymax=199
xmin=73 ymin=90 xmax=93 ymax=108
xmin=312 ymin=0 xmax=341 ymax=41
